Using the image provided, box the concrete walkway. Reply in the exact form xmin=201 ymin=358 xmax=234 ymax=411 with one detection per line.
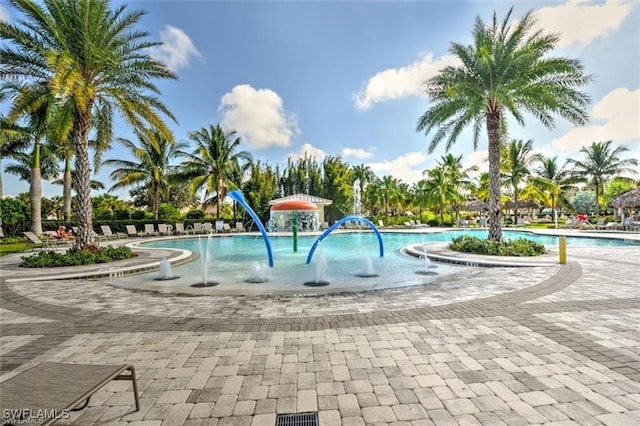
xmin=1 ymin=231 xmax=640 ymax=425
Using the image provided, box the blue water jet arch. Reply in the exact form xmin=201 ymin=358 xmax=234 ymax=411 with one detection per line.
xmin=306 ymin=216 xmax=384 ymax=264
xmin=227 ymin=190 xmax=274 ymax=268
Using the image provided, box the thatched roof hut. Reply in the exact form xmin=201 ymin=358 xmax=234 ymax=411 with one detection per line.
xmin=465 ymin=199 xmax=489 ymax=212
xmin=611 ymin=188 xmax=640 ymax=208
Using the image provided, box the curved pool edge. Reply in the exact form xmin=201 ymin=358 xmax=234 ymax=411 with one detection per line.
xmin=404 ymin=242 xmax=560 ymax=267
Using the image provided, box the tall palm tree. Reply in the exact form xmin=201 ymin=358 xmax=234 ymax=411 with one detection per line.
xmin=105 ymin=128 xmax=184 ymax=220
xmin=529 ymin=156 xmax=573 ymax=228
xmin=501 ymin=139 xmax=540 ymax=221
xmin=352 ymin=164 xmax=376 ymax=199
xmin=176 ymin=125 xmax=253 ymax=219
xmin=1 ymin=86 xmax=58 ymax=235
xmin=416 ymin=8 xmax=591 ymax=241
xmin=1 ymin=0 xmax=176 ymax=247
xmin=566 ymin=141 xmax=638 ymax=215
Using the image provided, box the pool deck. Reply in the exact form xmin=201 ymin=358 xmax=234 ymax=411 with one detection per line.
xmin=1 ymin=228 xmax=640 ymax=425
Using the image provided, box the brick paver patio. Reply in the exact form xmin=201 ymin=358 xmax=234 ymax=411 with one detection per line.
xmin=1 ymin=232 xmax=639 ymax=425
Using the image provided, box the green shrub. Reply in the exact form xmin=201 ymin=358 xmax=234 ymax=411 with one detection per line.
xmin=20 ymin=245 xmax=136 ymax=268
xmin=131 ymin=210 xmax=146 ymax=220
xmin=0 ymin=198 xmax=30 ymax=236
xmin=158 ymin=203 xmax=180 ymax=220
xmin=186 ymin=209 xmax=205 ymax=219
xmin=449 ymin=235 xmax=546 ymax=257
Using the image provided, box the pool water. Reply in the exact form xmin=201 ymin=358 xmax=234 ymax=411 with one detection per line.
xmin=128 ymin=230 xmax=635 ymax=295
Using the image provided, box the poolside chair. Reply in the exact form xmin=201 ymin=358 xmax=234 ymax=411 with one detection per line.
xmin=202 ymin=222 xmax=213 ymax=233
xmin=100 ymin=225 xmax=125 ymax=240
xmin=321 ymin=221 xmax=329 ymax=230
xmin=126 ymin=225 xmax=145 ymax=238
xmin=144 ymin=224 xmax=158 ymax=236
xmin=0 ymin=362 xmax=139 ymax=425
xmin=223 ymin=223 xmax=232 ymax=233
xmin=479 ymin=217 xmax=487 ymax=227
xmin=457 ymin=219 xmax=469 ymax=228
xmin=175 ymin=223 xmax=188 ymax=235
xmin=596 ymin=218 xmax=606 ymax=230
xmin=193 ymin=222 xmax=203 ymax=234
xmin=215 ymin=220 xmax=224 ymax=233
xmin=157 ymin=224 xmax=172 ymax=236
xmin=605 ymin=221 xmax=619 ymax=230
xmin=377 ymin=220 xmax=385 ymax=229
xmin=235 ymin=221 xmax=246 ymax=232
xmin=23 ymin=231 xmax=72 ymax=251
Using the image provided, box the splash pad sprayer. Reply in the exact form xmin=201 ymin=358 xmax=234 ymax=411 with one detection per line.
xmin=227 ymin=190 xmax=274 ymax=268
xmin=306 ymin=216 xmax=384 ymax=264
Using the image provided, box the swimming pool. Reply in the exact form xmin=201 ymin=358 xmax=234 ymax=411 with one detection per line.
xmin=123 ymin=230 xmax=635 ymax=295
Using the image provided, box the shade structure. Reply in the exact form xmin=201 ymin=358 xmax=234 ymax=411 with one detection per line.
xmin=505 ymin=199 xmax=539 ymax=209
xmin=465 ymin=199 xmax=489 ymax=212
xmin=271 ymin=200 xmax=318 ymax=211
xmin=611 ymin=188 xmax=640 ymax=208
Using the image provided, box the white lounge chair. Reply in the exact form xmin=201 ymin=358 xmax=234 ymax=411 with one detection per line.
xmin=100 ymin=225 xmax=125 ymax=240
xmin=144 ymin=224 xmax=158 ymax=236
xmin=175 ymin=223 xmax=188 ymax=235
xmin=202 ymin=222 xmax=213 ymax=233
xmin=23 ymin=231 xmax=73 ymax=250
xmin=158 ymin=224 xmax=171 ymax=236
xmin=235 ymin=221 xmax=246 ymax=232
xmin=126 ymin=225 xmax=145 ymax=237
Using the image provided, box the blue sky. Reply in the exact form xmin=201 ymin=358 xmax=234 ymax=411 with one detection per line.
xmin=1 ymin=0 xmax=639 ymax=199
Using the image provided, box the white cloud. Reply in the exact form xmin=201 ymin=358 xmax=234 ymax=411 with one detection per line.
xmin=367 ymin=152 xmax=428 ymax=184
xmin=219 ymin=84 xmax=299 ymax=149
xmin=287 ymin=143 xmax=326 ymax=161
xmin=551 ymin=87 xmax=640 ymax=153
xmin=149 ymin=25 xmax=201 ymax=71
xmin=534 ymin=0 xmax=634 ymax=49
xmin=341 ymin=147 xmax=374 ymax=159
xmin=462 ymin=150 xmax=488 ymax=173
xmin=353 ymin=53 xmax=459 ymax=110
xmin=0 ymin=4 xmax=9 ymax=22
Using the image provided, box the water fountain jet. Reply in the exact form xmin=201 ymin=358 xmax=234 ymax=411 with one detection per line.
xmin=245 ymin=261 xmax=272 ymax=283
xmin=154 ymin=258 xmax=180 ymax=281
xmin=191 ymin=234 xmax=219 ymax=287
xmin=304 ymin=248 xmax=330 ymax=287
xmin=416 ymin=246 xmax=438 ymax=276
xmin=355 ymin=256 xmax=378 ymax=278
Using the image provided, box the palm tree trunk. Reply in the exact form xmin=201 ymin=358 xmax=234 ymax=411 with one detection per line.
xmin=486 ymin=111 xmax=503 ymax=242
xmin=153 ymin=185 xmax=159 ymax=220
xmin=513 ymin=186 xmax=519 ymax=222
xmin=594 ymin=181 xmax=600 ymax=216
xmin=30 ymin=141 xmax=43 ymax=235
xmin=74 ymin=109 xmax=95 ymax=247
xmin=63 ymin=156 xmax=72 ymax=222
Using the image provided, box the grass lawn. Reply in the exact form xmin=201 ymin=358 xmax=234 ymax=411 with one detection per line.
xmin=0 ymin=243 xmax=29 ymax=256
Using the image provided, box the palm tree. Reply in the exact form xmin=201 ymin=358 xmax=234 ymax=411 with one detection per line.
xmin=422 ymin=167 xmax=458 ymax=225
xmin=105 ymin=128 xmax=185 ymax=220
xmin=432 ymin=153 xmax=478 ymax=223
xmin=566 ymin=141 xmax=638 ymax=215
xmin=501 ymin=139 xmax=540 ymax=221
xmin=529 ymin=156 xmax=573 ymax=228
xmin=1 ymin=0 xmax=177 ymax=247
xmin=176 ymin=125 xmax=253 ymax=219
xmin=0 ymin=87 xmax=58 ymax=235
xmin=416 ymin=8 xmax=591 ymax=241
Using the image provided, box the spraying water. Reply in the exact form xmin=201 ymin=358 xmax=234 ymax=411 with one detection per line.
xmin=193 ymin=234 xmax=217 ymax=287
xmin=416 ymin=245 xmax=438 ymax=276
xmin=355 ymin=256 xmax=378 ymax=278
xmin=246 ymin=261 xmax=271 ymax=283
xmin=304 ymin=248 xmax=330 ymax=287
xmin=154 ymin=257 xmax=179 ymax=281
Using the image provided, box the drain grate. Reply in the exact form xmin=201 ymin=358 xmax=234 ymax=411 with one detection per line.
xmin=275 ymin=412 xmax=319 ymax=426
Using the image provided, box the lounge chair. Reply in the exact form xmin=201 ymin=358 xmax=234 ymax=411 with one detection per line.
xmin=126 ymin=225 xmax=145 ymax=238
xmin=377 ymin=220 xmax=385 ymax=229
xmin=23 ymin=231 xmax=72 ymax=251
xmin=215 ymin=220 xmax=224 ymax=233
xmin=193 ymin=222 xmax=203 ymax=234
xmin=321 ymin=221 xmax=329 ymax=230
xmin=100 ymin=225 xmax=125 ymax=240
xmin=157 ymin=224 xmax=171 ymax=236
xmin=202 ymin=222 xmax=213 ymax=233
xmin=0 ymin=362 xmax=139 ymax=425
xmin=457 ymin=219 xmax=469 ymax=228
xmin=596 ymin=218 xmax=606 ymax=230
xmin=235 ymin=221 xmax=246 ymax=232
xmin=605 ymin=221 xmax=619 ymax=230
xmin=175 ymin=223 xmax=188 ymax=235
xmin=223 ymin=223 xmax=232 ymax=233
xmin=144 ymin=224 xmax=158 ymax=236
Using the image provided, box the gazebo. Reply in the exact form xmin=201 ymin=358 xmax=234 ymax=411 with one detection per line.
xmin=268 ymin=194 xmax=333 ymax=230
xmin=611 ymin=188 xmax=640 ymax=209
